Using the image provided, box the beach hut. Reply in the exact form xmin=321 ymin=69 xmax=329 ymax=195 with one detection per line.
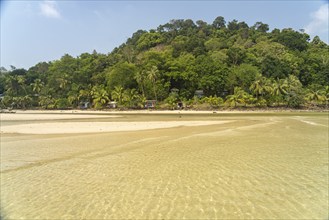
xmin=145 ymin=100 xmax=157 ymax=109
xmin=108 ymin=101 xmax=117 ymax=108
xmin=195 ymin=90 xmax=204 ymax=98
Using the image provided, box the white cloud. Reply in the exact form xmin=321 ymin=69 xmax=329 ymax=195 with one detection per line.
xmin=40 ymin=1 xmax=61 ymax=19
xmin=304 ymin=4 xmax=328 ymax=35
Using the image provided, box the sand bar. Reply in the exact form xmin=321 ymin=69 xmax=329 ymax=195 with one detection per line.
xmin=0 ymin=114 xmax=120 ymax=121
xmin=0 ymin=120 xmax=231 ymax=134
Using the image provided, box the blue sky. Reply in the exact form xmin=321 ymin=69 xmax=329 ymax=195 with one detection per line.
xmin=1 ymin=0 xmax=328 ymax=70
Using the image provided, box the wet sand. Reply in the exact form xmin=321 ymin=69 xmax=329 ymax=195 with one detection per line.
xmin=0 ymin=112 xmax=328 ymax=219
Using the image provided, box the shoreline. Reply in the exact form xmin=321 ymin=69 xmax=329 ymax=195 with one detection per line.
xmin=2 ymin=107 xmax=328 ymax=116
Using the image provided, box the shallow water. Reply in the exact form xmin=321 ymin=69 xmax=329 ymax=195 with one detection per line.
xmin=1 ymin=113 xmax=328 ymax=219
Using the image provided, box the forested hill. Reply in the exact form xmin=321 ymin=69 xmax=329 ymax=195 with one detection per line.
xmin=1 ymin=17 xmax=329 ymax=109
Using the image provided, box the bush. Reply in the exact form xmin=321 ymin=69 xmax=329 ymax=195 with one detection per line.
xmin=202 ymin=96 xmax=223 ymax=108
xmin=57 ymin=98 xmax=70 ymax=109
xmin=164 ymin=92 xmax=179 ymax=110
xmin=286 ymin=91 xmax=304 ymax=108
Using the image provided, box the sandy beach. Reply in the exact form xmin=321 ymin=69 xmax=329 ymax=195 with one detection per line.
xmin=1 ymin=111 xmax=328 ymax=219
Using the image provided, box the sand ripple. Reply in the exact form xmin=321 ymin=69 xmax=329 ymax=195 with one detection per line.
xmin=1 ymin=114 xmax=328 ymax=219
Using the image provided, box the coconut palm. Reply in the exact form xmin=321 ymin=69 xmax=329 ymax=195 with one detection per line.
xmin=286 ymin=75 xmax=302 ymax=91
xmin=147 ymin=66 xmax=159 ymax=100
xmin=272 ymin=78 xmax=288 ymax=96
xmin=123 ymin=88 xmax=139 ymax=108
xmin=305 ymin=89 xmax=325 ymax=105
xmin=225 ymin=87 xmax=248 ymax=107
xmin=39 ymin=95 xmax=54 ymax=109
xmin=31 ymin=79 xmax=44 ymax=95
xmin=111 ymin=86 xmax=124 ymax=104
xmin=6 ymin=75 xmax=20 ymax=96
xmin=21 ymin=95 xmax=32 ymax=109
xmin=322 ymin=86 xmax=329 ymax=108
xmin=249 ymin=74 xmax=272 ymax=100
xmin=79 ymin=85 xmax=93 ymax=103
xmin=17 ymin=76 xmax=28 ymax=95
xmin=271 ymin=78 xmax=288 ymax=106
xmin=134 ymin=71 xmax=145 ymax=96
xmin=92 ymin=87 xmax=109 ymax=109
xmin=11 ymin=95 xmax=31 ymax=109
xmin=57 ymin=74 xmax=70 ymax=90
xmin=137 ymin=94 xmax=147 ymax=109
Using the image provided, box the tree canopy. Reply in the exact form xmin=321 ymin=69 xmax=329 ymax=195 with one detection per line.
xmin=1 ymin=17 xmax=328 ymax=109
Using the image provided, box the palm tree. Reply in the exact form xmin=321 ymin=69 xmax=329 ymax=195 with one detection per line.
xmin=39 ymin=95 xmax=54 ymax=109
xmin=31 ymin=79 xmax=44 ymax=95
xmin=271 ymin=78 xmax=288 ymax=106
xmin=225 ymin=87 xmax=248 ymax=107
xmin=17 ymin=76 xmax=28 ymax=95
xmin=305 ymin=89 xmax=325 ymax=105
xmin=134 ymin=71 xmax=145 ymax=96
xmin=286 ymin=75 xmax=302 ymax=90
xmin=137 ymin=94 xmax=147 ymax=109
xmin=249 ymin=74 xmax=271 ymax=100
xmin=20 ymin=95 xmax=32 ymax=109
xmin=92 ymin=88 xmax=109 ymax=109
xmin=57 ymin=74 xmax=70 ymax=90
xmin=147 ymin=66 xmax=159 ymax=100
xmin=6 ymin=75 xmax=20 ymax=96
xmin=111 ymin=86 xmax=124 ymax=104
xmin=272 ymin=78 xmax=288 ymax=96
xmin=79 ymin=85 xmax=93 ymax=103
xmin=123 ymin=89 xmax=139 ymax=108
xmin=322 ymin=86 xmax=329 ymax=108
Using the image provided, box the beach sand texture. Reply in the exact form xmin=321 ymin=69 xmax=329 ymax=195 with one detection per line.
xmin=0 ymin=112 xmax=328 ymax=219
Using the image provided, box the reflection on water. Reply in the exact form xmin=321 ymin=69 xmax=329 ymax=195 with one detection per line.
xmin=1 ymin=113 xmax=328 ymax=219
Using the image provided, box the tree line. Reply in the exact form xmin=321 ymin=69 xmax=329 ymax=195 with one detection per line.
xmin=1 ymin=17 xmax=328 ymax=110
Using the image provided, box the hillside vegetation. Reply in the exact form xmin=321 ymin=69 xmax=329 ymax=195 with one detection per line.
xmin=1 ymin=17 xmax=328 ymax=110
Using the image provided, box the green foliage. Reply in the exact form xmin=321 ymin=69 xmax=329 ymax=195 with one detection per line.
xmin=249 ymin=74 xmax=272 ymax=100
xmin=202 ymin=96 xmax=223 ymax=108
xmin=106 ymin=62 xmax=137 ymax=90
xmin=39 ymin=96 xmax=55 ymax=109
xmin=286 ymin=91 xmax=305 ymax=108
xmin=164 ymin=92 xmax=179 ymax=110
xmin=137 ymin=32 xmax=165 ymax=51
xmin=227 ymin=46 xmax=246 ymax=66
xmin=111 ymin=86 xmax=124 ymax=104
xmin=57 ymin=98 xmax=70 ymax=109
xmin=1 ymin=17 xmax=328 ymax=110
xmin=228 ymin=64 xmax=260 ymax=91
xmin=225 ymin=87 xmax=249 ymax=107
xmin=122 ymin=89 xmax=140 ymax=108
xmin=92 ymin=86 xmax=109 ymax=109
xmin=274 ymin=28 xmax=310 ymax=51
xmin=212 ymin=16 xmax=226 ymax=29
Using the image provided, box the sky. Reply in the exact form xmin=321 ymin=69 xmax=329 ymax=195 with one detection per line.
xmin=1 ymin=0 xmax=328 ymax=70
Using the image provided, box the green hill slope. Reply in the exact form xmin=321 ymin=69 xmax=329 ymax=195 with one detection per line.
xmin=1 ymin=17 xmax=328 ymax=109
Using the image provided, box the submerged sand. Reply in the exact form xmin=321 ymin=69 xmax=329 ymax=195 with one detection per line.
xmin=0 ymin=112 xmax=328 ymax=219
